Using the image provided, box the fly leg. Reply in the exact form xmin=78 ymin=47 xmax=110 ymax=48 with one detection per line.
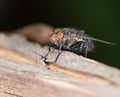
xmin=53 ymin=43 xmax=63 ymax=62
xmin=83 ymin=43 xmax=89 ymax=57
xmin=84 ymin=47 xmax=88 ymax=57
xmin=77 ymin=42 xmax=83 ymax=55
xmin=42 ymin=43 xmax=51 ymax=62
xmin=44 ymin=42 xmax=62 ymax=63
xmin=77 ymin=41 xmax=88 ymax=57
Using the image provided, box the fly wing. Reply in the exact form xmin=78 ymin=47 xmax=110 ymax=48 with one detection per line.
xmin=84 ymin=36 xmax=115 ymax=45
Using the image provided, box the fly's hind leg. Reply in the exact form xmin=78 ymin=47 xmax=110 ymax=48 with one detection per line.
xmin=84 ymin=47 xmax=88 ymax=57
xmin=77 ymin=41 xmax=88 ymax=57
xmin=83 ymin=44 xmax=89 ymax=57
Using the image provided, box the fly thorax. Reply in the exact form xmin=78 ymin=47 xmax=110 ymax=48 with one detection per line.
xmin=62 ymin=35 xmax=76 ymax=49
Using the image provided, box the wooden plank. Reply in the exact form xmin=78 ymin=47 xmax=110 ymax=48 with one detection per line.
xmin=0 ymin=33 xmax=120 ymax=97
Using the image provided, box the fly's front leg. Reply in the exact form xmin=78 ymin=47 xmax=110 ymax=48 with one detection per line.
xmin=42 ymin=43 xmax=51 ymax=61
xmin=53 ymin=43 xmax=63 ymax=62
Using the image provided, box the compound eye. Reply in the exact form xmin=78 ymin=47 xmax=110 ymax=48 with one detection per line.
xmin=56 ymin=30 xmax=64 ymax=39
xmin=53 ymin=28 xmax=64 ymax=40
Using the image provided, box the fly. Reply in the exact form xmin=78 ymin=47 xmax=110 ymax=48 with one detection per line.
xmin=45 ymin=27 xmax=115 ymax=62
xmin=12 ymin=24 xmax=114 ymax=62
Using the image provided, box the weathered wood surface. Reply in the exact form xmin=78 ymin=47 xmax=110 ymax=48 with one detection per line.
xmin=0 ymin=33 xmax=120 ymax=97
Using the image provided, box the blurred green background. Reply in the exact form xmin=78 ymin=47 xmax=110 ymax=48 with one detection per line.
xmin=0 ymin=0 xmax=119 ymax=68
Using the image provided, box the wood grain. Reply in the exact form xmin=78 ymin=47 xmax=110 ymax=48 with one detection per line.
xmin=0 ymin=32 xmax=120 ymax=97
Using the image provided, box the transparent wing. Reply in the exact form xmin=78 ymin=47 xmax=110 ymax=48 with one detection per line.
xmin=84 ymin=36 xmax=116 ymax=45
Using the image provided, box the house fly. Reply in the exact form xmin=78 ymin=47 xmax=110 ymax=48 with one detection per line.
xmin=47 ymin=27 xmax=114 ymax=62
